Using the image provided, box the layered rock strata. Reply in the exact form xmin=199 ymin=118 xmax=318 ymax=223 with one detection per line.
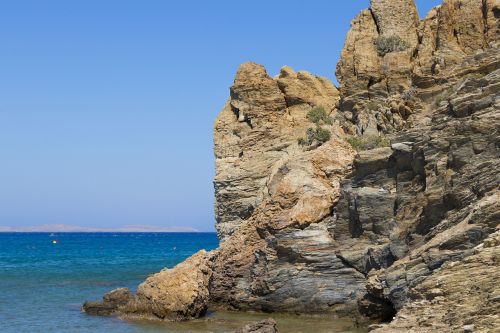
xmin=214 ymin=63 xmax=340 ymax=239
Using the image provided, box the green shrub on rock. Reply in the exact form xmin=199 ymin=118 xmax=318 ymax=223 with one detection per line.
xmin=312 ymin=127 xmax=331 ymax=143
xmin=375 ymin=35 xmax=409 ymax=56
xmin=298 ymin=127 xmax=331 ymax=146
xmin=297 ymin=137 xmax=307 ymax=146
xmin=306 ymin=106 xmax=333 ymax=125
xmin=346 ymin=135 xmax=390 ymax=151
xmin=298 ymin=106 xmax=332 ymax=147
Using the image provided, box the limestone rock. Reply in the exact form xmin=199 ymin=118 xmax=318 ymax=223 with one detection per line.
xmin=210 ymin=138 xmax=363 ymax=314
xmin=277 ymin=66 xmax=339 ymax=110
xmin=214 ymin=62 xmax=340 ymax=239
xmin=336 ymin=0 xmax=500 ymax=136
xmin=336 ymin=9 xmax=380 ymax=103
xmin=127 ymin=250 xmax=214 ymax=320
xmin=211 ymin=13 xmax=499 ymax=320
xmin=83 ymin=250 xmax=215 ymax=321
xmin=230 ymin=62 xmax=287 ymax=120
xmin=485 ymin=0 xmax=500 ymax=44
xmin=370 ymin=0 xmax=419 ymax=46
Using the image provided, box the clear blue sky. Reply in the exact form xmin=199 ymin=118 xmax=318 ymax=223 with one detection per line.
xmin=0 ymin=0 xmax=441 ymax=231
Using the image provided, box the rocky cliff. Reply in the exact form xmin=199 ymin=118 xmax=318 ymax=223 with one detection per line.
xmin=85 ymin=0 xmax=500 ymax=331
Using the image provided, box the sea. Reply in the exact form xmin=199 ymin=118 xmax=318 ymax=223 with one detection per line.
xmin=0 ymin=232 xmax=368 ymax=333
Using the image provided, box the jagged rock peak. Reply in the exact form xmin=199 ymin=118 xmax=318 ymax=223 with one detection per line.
xmin=370 ymin=0 xmax=420 ymax=45
xmin=230 ymin=62 xmax=287 ymax=118
xmin=336 ymin=0 xmax=500 ymax=135
xmin=214 ymin=62 xmax=340 ymax=239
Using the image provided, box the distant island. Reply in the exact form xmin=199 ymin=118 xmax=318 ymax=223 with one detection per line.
xmin=0 ymin=224 xmax=198 ymax=233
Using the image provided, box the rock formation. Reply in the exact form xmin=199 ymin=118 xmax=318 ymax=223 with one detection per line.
xmin=214 ymin=63 xmax=340 ymax=239
xmin=83 ymin=250 xmax=215 ymax=321
xmin=85 ymin=0 xmax=499 ymax=331
xmin=336 ymin=0 xmax=500 ymax=136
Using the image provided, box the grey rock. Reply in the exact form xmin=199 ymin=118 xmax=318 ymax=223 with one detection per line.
xmin=236 ymin=318 xmax=277 ymax=333
xmin=82 ymin=288 xmax=133 ymax=316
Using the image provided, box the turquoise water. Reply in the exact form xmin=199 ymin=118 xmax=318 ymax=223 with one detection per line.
xmin=0 ymin=232 xmax=218 ymax=332
xmin=0 ymin=232 xmax=367 ymax=333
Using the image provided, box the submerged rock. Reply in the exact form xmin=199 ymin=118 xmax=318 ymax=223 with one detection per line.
xmin=235 ymin=318 xmax=278 ymax=333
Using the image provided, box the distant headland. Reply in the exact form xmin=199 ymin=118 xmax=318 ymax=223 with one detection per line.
xmin=0 ymin=224 xmax=199 ymax=233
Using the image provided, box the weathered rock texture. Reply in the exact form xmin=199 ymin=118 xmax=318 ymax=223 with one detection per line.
xmin=211 ymin=137 xmax=362 ymax=314
xmin=236 ymin=318 xmax=278 ymax=333
xmin=86 ymin=0 xmax=499 ymax=331
xmin=370 ymin=231 xmax=500 ymax=332
xmin=83 ymin=250 xmax=215 ymax=321
xmin=214 ymin=63 xmax=340 ymax=239
xmin=210 ymin=0 xmax=500 ymax=329
xmin=336 ymin=0 xmax=500 ymax=136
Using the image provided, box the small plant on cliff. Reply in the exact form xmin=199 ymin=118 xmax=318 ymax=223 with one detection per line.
xmin=346 ymin=135 xmax=390 ymax=151
xmin=375 ymin=35 xmax=409 ymax=56
xmin=297 ymin=137 xmax=307 ymax=145
xmin=298 ymin=107 xmax=332 ymax=147
xmin=307 ymin=106 xmax=333 ymax=125
xmin=310 ymin=126 xmax=331 ymax=143
xmin=299 ymin=127 xmax=331 ymax=146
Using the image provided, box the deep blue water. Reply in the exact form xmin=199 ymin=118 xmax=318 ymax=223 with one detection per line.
xmin=0 ymin=232 xmax=219 ymax=333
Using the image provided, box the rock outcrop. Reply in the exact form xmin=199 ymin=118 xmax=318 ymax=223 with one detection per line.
xmin=210 ymin=0 xmax=500 ymax=328
xmin=211 ymin=137 xmax=362 ymax=314
xmin=336 ymin=0 xmax=500 ymax=136
xmin=214 ymin=63 xmax=340 ymax=239
xmin=83 ymin=288 xmax=134 ymax=316
xmin=85 ymin=0 xmax=499 ymax=331
xmin=370 ymin=232 xmax=500 ymax=333
xmin=83 ymin=250 xmax=215 ymax=321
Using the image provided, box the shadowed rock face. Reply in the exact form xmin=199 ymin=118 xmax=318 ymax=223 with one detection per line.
xmin=370 ymin=232 xmax=500 ymax=332
xmin=85 ymin=0 xmax=499 ymax=329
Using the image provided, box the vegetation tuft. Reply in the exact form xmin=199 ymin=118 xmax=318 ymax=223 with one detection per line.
xmin=298 ymin=106 xmax=332 ymax=147
xmin=306 ymin=106 xmax=333 ymax=125
xmin=375 ymin=35 xmax=409 ymax=56
xmin=346 ymin=135 xmax=390 ymax=151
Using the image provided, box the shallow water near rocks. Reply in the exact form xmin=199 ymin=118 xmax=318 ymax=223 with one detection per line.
xmin=127 ymin=310 xmax=368 ymax=332
xmin=0 ymin=232 xmax=367 ymax=332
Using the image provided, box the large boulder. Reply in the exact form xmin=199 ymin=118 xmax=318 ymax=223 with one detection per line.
xmin=83 ymin=250 xmax=215 ymax=321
